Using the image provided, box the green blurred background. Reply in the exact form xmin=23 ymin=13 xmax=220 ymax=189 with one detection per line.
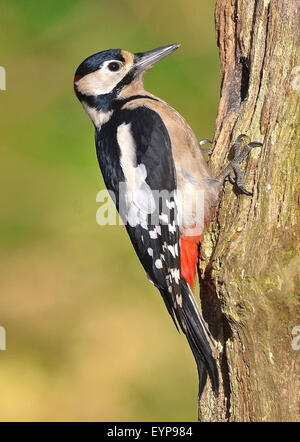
xmin=0 ymin=0 xmax=219 ymax=421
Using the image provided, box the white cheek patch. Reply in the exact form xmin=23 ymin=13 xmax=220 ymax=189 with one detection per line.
xmin=76 ymin=60 xmax=131 ymax=96
xmin=76 ymin=70 xmax=120 ymax=96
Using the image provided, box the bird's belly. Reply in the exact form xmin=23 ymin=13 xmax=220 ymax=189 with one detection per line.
xmin=176 ymin=178 xmax=206 ymax=237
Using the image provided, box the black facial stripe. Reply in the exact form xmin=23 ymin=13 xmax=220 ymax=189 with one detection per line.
xmin=77 ymin=91 xmax=159 ymax=114
xmin=76 ymin=69 xmax=139 ymax=111
xmin=76 ymin=91 xmax=113 ymax=111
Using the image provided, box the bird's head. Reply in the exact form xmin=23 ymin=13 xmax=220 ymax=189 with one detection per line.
xmin=74 ymin=43 xmax=180 ymax=111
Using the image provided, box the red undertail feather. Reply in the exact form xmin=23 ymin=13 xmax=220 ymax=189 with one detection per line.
xmin=180 ymin=235 xmax=202 ymax=289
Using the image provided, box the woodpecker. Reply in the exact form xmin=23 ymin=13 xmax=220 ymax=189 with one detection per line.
xmin=74 ymin=43 xmax=262 ymax=398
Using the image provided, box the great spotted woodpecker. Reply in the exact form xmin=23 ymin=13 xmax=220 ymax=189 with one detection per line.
xmin=74 ymin=43 xmax=262 ymax=398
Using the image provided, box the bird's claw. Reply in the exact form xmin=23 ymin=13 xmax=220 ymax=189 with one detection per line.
xmin=199 ymin=139 xmax=213 ymax=155
xmin=217 ymin=134 xmax=262 ymax=195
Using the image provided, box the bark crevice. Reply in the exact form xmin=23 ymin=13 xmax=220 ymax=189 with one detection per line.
xmin=198 ymin=0 xmax=300 ymax=422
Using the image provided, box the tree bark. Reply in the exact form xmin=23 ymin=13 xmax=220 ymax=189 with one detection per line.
xmin=198 ymin=0 xmax=300 ymax=421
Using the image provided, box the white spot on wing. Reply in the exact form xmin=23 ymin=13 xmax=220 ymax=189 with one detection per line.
xmin=147 ymin=248 xmax=153 ymax=256
xmin=168 ymin=221 xmax=176 ymax=233
xmin=149 ymin=230 xmax=157 ymax=239
xmin=168 ymin=245 xmax=176 ymax=258
xmin=174 ymin=243 xmax=178 ymax=256
xmin=155 ymin=259 xmax=163 ymax=269
xmin=159 ymin=213 xmax=169 ymax=224
xmin=166 ymin=200 xmax=175 ymax=209
xmin=176 ymin=294 xmax=183 ymax=307
xmin=170 ymin=268 xmax=180 ymax=284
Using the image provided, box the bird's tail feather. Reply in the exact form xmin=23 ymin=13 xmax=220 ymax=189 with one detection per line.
xmin=179 ymin=280 xmax=219 ymax=397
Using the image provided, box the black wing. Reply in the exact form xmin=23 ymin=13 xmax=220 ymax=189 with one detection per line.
xmin=123 ymin=106 xmax=183 ymax=326
xmin=97 ymin=105 xmax=183 ymax=327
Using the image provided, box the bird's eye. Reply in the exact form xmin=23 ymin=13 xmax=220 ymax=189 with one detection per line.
xmin=107 ymin=62 xmax=121 ymax=72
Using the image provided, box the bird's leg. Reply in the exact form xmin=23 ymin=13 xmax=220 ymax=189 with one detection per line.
xmin=216 ymin=134 xmax=263 ymax=196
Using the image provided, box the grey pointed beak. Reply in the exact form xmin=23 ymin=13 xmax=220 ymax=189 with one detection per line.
xmin=134 ymin=43 xmax=180 ymax=71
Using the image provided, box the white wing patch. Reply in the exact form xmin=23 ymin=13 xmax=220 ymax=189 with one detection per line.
xmin=117 ymin=122 xmax=156 ymax=227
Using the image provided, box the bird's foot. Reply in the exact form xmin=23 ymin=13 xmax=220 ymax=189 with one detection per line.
xmin=199 ymin=139 xmax=213 ymax=154
xmin=216 ymin=134 xmax=262 ymax=196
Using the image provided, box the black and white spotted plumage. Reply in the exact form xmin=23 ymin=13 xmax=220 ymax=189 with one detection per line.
xmin=97 ymin=104 xmax=182 ymax=320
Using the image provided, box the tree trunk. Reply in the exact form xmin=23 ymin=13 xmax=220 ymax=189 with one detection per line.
xmin=198 ymin=0 xmax=300 ymax=422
